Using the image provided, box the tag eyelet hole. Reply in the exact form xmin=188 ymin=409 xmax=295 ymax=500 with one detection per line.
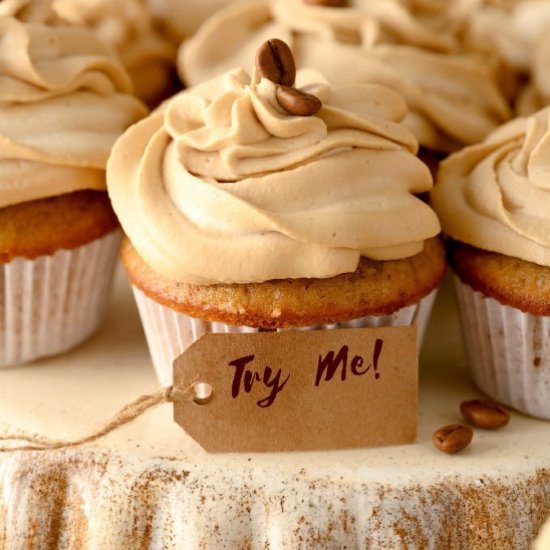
xmin=193 ymin=382 xmax=214 ymax=405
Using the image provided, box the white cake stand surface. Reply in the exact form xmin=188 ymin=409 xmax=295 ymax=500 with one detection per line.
xmin=1 ymin=270 xmax=549 ymax=549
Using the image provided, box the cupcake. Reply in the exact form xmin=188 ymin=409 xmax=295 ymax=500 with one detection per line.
xmin=0 ymin=0 xmax=147 ymax=367
xmin=431 ymin=106 xmax=550 ymax=419
xmin=54 ymin=0 xmax=177 ymax=107
xmin=179 ymin=0 xmax=511 ymax=173
xmin=108 ymin=41 xmax=444 ymax=386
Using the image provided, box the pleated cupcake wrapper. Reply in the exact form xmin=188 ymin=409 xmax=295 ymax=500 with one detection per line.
xmin=133 ymin=286 xmax=438 ymax=387
xmin=454 ymin=277 xmax=550 ymax=420
xmin=0 ymin=230 xmax=121 ymax=368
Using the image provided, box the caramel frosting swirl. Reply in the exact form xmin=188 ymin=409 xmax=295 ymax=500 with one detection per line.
xmin=179 ymin=0 xmax=510 ymax=152
xmin=432 ymin=106 xmax=550 ymax=267
xmin=54 ymin=0 xmax=176 ymax=105
xmin=463 ymin=0 xmax=550 ymax=72
xmin=0 ymin=2 xmax=148 ymax=209
xmin=108 ymin=68 xmax=440 ymax=285
xmin=152 ymin=0 xmax=236 ymax=40
xmin=516 ymin=32 xmax=550 ymax=116
xmin=270 ymin=0 xmax=458 ymax=53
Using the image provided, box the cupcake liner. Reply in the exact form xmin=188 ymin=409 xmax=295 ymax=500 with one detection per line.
xmin=454 ymin=277 xmax=550 ymax=419
xmin=133 ymin=286 xmax=438 ymax=387
xmin=0 ymin=231 xmax=121 ymax=368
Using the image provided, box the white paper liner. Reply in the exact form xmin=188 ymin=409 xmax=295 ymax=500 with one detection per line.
xmin=454 ymin=277 xmax=550 ymax=419
xmin=0 ymin=230 xmax=121 ymax=368
xmin=133 ymin=286 xmax=438 ymax=387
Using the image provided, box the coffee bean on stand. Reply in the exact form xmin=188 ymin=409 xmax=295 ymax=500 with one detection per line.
xmin=256 ymin=39 xmax=296 ymax=86
xmin=276 ymin=86 xmax=322 ymax=116
xmin=433 ymin=424 xmax=473 ymax=454
xmin=461 ymin=399 xmax=510 ymax=430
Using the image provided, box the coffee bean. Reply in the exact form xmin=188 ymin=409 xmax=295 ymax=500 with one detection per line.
xmin=433 ymin=424 xmax=473 ymax=454
xmin=304 ymin=0 xmax=348 ymax=6
xmin=276 ymin=86 xmax=322 ymax=116
xmin=461 ymin=399 xmax=510 ymax=430
xmin=256 ymin=39 xmax=296 ymax=86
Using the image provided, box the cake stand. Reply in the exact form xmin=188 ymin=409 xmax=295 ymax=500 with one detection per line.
xmin=1 ymin=269 xmax=549 ymax=549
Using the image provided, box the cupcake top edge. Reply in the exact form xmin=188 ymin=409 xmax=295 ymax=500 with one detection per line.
xmin=108 ymin=41 xmax=441 ymax=286
xmin=432 ymin=105 xmax=550 ymax=269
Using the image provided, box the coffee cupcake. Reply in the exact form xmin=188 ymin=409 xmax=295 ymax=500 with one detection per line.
xmin=431 ymin=106 xmax=550 ymax=419
xmin=0 ymin=0 xmax=147 ymax=367
xmin=54 ymin=0 xmax=177 ymax=107
xmin=179 ymin=0 xmax=510 ymax=171
xmin=109 ymin=41 xmax=444 ymax=386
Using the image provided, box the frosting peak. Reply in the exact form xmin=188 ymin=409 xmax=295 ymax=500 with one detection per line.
xmin=432 ymin=106 xmax=550 ymax=267
xmin=108 ymin=66 xmax=440 ymax=285
xmin=168 ymin=68 xmax=416 ymax=182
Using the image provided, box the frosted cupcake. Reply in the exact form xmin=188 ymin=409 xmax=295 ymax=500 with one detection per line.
xmin=108 ymin=42 xmax=444 ymax=386
xmin=431 ymin=106 xmax=550 ymax=419
xmin=0 ymin=0 xmax=147 ymax=367
xmin=54 ymin=0 xmax=177 ymax=107
xmin=179 ymin=0 xmax=510 ymax=168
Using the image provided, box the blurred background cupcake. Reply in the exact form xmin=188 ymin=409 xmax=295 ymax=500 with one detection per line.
xmin=108 ymin=42 xmax=444 ymax=386
xmin=54 ymin=0 xmax=178 ymax=107
xmin=431 ymin=106 xmax=550 ymax=419
xmin=0 ymin=0 xmax=147 ymax=368
xmin=179 ymin=0 xmax=511 ymax=175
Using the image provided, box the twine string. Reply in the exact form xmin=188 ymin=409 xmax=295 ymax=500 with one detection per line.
xmin=0 ymin=384 xmax=195 ymax=453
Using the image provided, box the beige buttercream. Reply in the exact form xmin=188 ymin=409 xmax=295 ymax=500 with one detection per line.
xmin=108 ymin=67 xmax=440 ymax=285
xmin=0 ymin=1 xmax=148 ymax=209
xmin=432 ymin=106 xmax=550 ymax=267
xmin=54 ymin=0 xmax=176 ymax=105
xmin=463 ymin=0 xmax=550 ymax=72
xmin=516 ymin=32 xmax=550 ymax=116
xmin=179 ymin=0 xmax=510 ymax=152
xmin=151 ymin=0 xmax=236 ymax=40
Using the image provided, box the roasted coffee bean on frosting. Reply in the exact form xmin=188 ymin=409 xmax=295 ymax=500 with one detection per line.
xmin=256 ymin=39 xmax=296 ymax=86
xmin=461 ymin=399 xmax=510 ymax=430
xmin=304 ymin=0 xmax=348 ymax=6
xmin=433 ymin=424 xmax=473 ymax=454
xmin=276 ymin=85 xmax=322 ymax=116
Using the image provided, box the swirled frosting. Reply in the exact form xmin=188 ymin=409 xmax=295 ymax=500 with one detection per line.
xmin=179 ymin=0 xmax=510 ymax=152
xmin=431 ymin=106 xmax=550 ymax=267
xmin=151 ymin=0 xmax=236 ymax=40
xmin=0 ymin=1 xmax=148 ymax=209
xmin=54 ymin=0 xmax=176 ymax=106
xmin=463 ymin=0 xmax=550 ymax=72
xmin=516 ymin=32 xmax=550 ymax=116
xmin=108 ymin=67 xmax=440 ymax=285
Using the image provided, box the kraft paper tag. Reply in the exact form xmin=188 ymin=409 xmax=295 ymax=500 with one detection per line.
xmin=173 ymin=326 xmax=418 ymax=453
